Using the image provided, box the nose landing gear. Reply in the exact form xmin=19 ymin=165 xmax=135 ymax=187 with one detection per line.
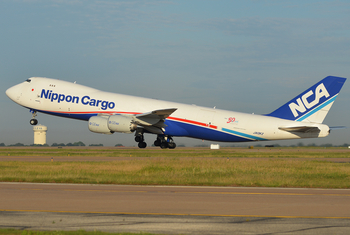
xmin=30 ymin=110 xmax=38 ymax=125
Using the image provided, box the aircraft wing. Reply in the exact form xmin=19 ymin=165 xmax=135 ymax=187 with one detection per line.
xmin=133 ymin=108 xmax=177 ymax=126
xmin=278 ymin=126 xmax=320 ymax=133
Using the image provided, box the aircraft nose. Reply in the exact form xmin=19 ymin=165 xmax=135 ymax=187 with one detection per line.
xmin=6 ymin=84 xmax=22 ymax=102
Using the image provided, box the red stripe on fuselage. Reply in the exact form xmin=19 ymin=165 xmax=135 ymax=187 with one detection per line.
xmin=38 ymin=110 xmax=218 ymax=130
xmin=168 ymin=117 xmax=217 ymax=129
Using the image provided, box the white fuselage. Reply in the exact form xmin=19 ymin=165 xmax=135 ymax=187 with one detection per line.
xmin=6 ymin=77 xmax=330 ymax=143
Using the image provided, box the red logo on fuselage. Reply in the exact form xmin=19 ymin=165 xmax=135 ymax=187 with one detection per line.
xmin=227 ymin=117 xmax=235 ymax=123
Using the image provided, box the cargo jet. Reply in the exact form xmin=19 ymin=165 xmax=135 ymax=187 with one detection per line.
xmin=6 ymin=76 xmax=346 ymax=149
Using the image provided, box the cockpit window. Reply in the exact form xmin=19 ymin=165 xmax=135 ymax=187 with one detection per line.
xmin=26 ymin=79 xmax=31 ymax=83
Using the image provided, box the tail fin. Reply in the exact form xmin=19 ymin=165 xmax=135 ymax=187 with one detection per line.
xmin=267 ymin=76 xmax=346 ymax=123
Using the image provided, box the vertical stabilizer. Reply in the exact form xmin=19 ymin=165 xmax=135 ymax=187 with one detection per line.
xmin=266 ymin=76 xmax=346 ymax=123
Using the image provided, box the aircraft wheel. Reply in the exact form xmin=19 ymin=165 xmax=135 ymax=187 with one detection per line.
xmin=138 ymin=142 xmax=147 ymax=148
xmin=154 ymin=139 xmax=161 ymax=146
xmin=160 ymin=142 xmax=168 ymax=149
xmin=168 ymin=142 xmax=176 ymax=149
xmin=30 ymin=119 xmax=38 ymax=125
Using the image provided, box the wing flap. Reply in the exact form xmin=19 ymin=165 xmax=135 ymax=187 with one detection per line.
xmin=142 ymin=126 xmax=164 ymax=134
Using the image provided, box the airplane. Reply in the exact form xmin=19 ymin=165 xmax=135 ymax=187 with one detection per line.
xmin=6 ymin=76 xmax=346 ymax=149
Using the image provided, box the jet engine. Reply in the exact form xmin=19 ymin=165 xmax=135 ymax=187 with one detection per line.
xmin=88 ymin=116 xmax=114 ymax=134
xmin=88 ymin=115 xmax=137 ymax=134
xmin=108 ymin=115 xmax=137 ymax=133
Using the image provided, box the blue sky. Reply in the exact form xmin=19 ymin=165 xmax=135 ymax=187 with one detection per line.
xmin=1 ymin=0 xmax=349 ymax=146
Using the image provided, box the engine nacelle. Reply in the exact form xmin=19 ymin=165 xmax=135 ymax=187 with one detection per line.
xmin=108 ymin=115 xmax=137 ymax=133
xmin=88 ymin=116 xmax=114 ymax=134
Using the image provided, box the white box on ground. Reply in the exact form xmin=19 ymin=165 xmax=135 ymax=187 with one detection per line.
xmin=210 ymin=144 xmax=220 ymax=149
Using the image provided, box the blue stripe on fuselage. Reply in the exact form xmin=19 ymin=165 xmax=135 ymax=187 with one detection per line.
xmin=221 ymin=128 xmax=267 ymax=141
xmin=164 ymin=120 xmax=253 ymax=142
xmin=32 ymin=109 xmax=255 ymax=142
xmin=34 ymin=109 xmax=96 ymax=121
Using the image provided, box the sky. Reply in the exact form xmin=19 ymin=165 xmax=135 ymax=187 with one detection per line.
xmin=1 ymin=0 xmax=350 ymax=147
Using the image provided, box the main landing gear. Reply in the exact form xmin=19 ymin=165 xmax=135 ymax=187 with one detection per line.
xmin=134 ymin=131 xmax=176 ymax=149
xmin=154 ymin=135 xmax=176 ymax=149
xmin=29 ymin=110 xmax=38 ymax=125
xmin=135 ymin=129 xmax=147 ymax=148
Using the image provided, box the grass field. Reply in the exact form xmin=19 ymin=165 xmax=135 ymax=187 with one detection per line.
xmin=0 ymin=147 xmax=349 ymax=188
xmin=1 ymin=146 xmax=350 ymax=158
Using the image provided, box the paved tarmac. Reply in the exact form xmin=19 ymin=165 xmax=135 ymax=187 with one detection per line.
xmin=1 ymin=182 xmax=350 ymax=234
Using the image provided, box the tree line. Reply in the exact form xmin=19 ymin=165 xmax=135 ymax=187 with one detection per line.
xmin=0 ymin=142 xmax=126 ymax=147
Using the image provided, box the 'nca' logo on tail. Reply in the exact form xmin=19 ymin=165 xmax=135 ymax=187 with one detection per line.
xmin=288 ymin=83 xmax=330 ymax=118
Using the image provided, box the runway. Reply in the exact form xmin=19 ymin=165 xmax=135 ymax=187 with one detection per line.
xmin=1 ymin=182 xmax=350 ymax=234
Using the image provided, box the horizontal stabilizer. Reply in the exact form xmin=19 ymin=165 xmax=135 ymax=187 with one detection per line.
xmin=329 ymin=126 xmax=347 ymax=130
xmin=278 ymin=126 xmax=320 ymax=133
